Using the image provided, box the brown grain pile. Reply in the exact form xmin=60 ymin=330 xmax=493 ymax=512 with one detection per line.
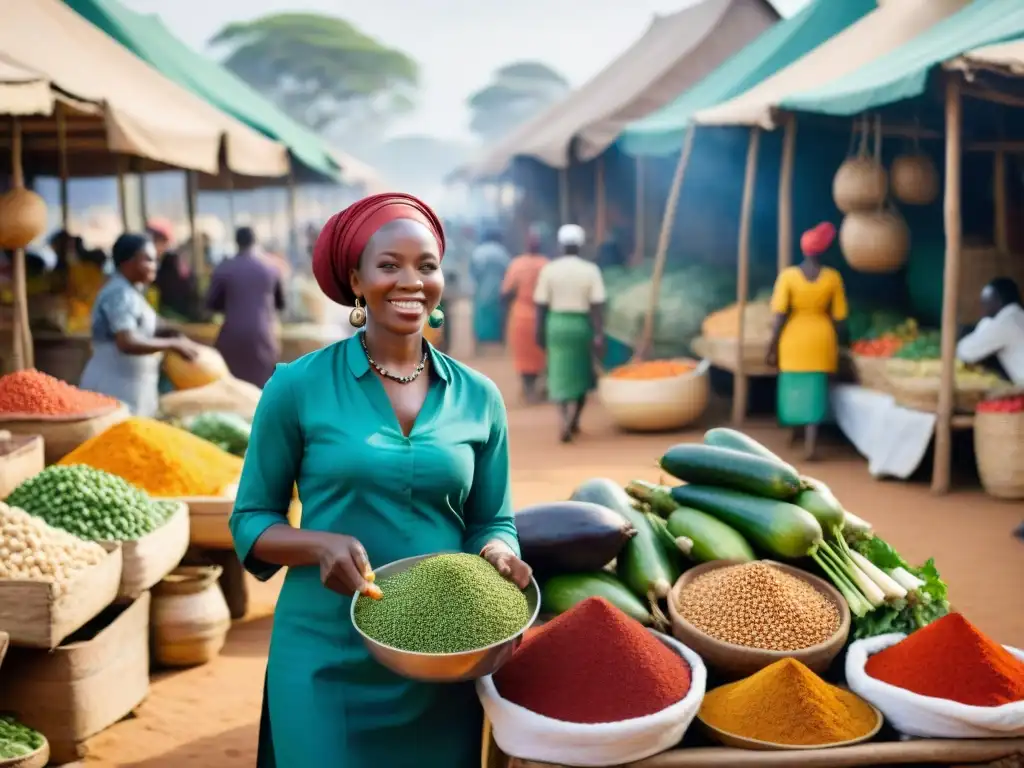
xmin=678 ymin=562 xmax=840 ymax=651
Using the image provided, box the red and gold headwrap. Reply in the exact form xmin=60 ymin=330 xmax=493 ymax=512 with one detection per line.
xmin=312 ymin=192 xmax=446 ymax=305
xmin=800 ymin=222 xmax=836 ymax=258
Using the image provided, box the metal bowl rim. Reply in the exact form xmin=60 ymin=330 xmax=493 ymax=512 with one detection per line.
xmin=349 ymin=551 xmax=541 ymax=658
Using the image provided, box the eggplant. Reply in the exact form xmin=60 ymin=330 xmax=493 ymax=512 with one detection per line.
xmin=515 ymin=501 xmax=637 ymax=574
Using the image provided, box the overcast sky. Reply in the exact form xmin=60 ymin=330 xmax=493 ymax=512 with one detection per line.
xmin=121 ymin=0 xmax=810 ymax=142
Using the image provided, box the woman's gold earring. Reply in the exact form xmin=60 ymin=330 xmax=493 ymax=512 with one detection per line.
xmin=349 ymin=297 xmax=367 ymax=328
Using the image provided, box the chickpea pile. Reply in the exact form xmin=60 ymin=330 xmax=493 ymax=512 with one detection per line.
xmin=0 ymin=503 xmax=106 ymax=596
xmin=678 ymin=562 xmax=840 ymax=651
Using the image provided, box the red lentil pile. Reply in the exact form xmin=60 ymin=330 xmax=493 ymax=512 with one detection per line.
xmin=494 ymin=597 xmax=691 ymax=723
xmin=865 ymin=612 xmax=1024 ymax=707
xmin=0 ymin=369 xmax=118 ymax=417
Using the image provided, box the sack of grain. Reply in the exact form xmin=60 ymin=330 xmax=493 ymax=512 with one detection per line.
xmin=159 ymin=375 xmax=262 ymax=422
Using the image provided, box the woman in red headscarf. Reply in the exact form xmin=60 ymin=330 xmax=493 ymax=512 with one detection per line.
xmin=765 ymin=222 xmax=849 ymax=460
xmin=228 ymin=193 xmax=532 ymax=767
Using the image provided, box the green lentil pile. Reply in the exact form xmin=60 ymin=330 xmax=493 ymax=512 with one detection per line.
xmin=6 ymin=464 xmax=174 ymax=542
xmin=678 ymin=562 xmax=840 ymax=651
xmin=0 ymin=716 xmax=45 ymax=758
xmin=354 ymin=553 xmax=531 ymax=653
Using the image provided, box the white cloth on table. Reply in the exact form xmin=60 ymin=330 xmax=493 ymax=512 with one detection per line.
xmin=831 ymin=384 xmax=936 ymax=479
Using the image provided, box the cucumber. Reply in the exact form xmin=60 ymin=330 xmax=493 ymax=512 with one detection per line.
xmin=541 ymin=572 xmax=655 ymax=626
xmin=793 ymin=477 xmax=845 ymax=533
xmin=703 ymin=427 xmax=791 ymax=467
xmin=570 ymin=478 xmax=680 ymax=600
xmin=660 ymin=444 xmax=802 ymax=500
xmin=644 ymin=511 xmax=688 ymax=573
xmin=669 ymin=484 xmax=823 ymax=560
xmin=666 ymin=506 xmax=756 ymax=564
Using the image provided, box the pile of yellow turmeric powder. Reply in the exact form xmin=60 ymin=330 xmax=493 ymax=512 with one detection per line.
xmin=59 ymin=417 xmax=243 ymax=497
xmin=699 ymin=658 xmax=878 ymax=747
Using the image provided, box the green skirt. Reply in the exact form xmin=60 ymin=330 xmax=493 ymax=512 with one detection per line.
xmin=545 ymin=311 xmax=594 ymax=402
xmin=777 ymin=372 xmax=829 ymax=427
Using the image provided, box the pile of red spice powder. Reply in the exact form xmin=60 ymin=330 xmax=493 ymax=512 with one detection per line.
xmin=865 ymin=612 xmax=1024 ymax=707
xmin=0 ymin=369 xmax=118 ymax=417
xmin=493 ymin=597 xmax=691 ymax=723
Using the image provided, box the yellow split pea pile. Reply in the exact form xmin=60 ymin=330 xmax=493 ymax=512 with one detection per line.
xmin=678 ymin=562 xmax=840 ymax=651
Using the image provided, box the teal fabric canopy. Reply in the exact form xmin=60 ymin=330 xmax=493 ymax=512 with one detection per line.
xmin=619 ymin=0 xmax=875 ymax=157
xmin=782 ymin=0 xmax=1024 ymax=116
xmin=65 ymin=0 xmax=343 ymax=180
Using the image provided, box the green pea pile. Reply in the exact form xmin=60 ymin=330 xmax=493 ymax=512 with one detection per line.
xmin=6 ymin=465 xmax=173 ymax=542
xmin=0 ymin=716 xmax=45 ymax=759
xmin=354 ymin=553 xmax=531 ymax=654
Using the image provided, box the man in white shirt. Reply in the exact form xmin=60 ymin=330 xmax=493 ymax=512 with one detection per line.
xmin=956 ymin=277 xmax=1024 ymax=386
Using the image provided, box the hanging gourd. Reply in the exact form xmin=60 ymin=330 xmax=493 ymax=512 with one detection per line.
xmin=891 ymin=153 xmax=939 ymax=206
xmin=840 ymin=208 xmax=910 ymax=273
xmin=833 ymin=115 xmax=887 ymax=214
xmin=0 ymin=187 xmax=47 ymax=250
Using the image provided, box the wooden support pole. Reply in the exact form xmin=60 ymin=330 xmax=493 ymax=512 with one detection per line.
xmin=558 ymin=167 xmax=570 ymax=225
xmin=185 ymin=170 xmax=200 ymax=274
xmin=777 ymin=114 xmax=797 ymax=272
xmin=9 ymin=118 xmax=33 ymax=370
xmin=633 ymin=156 xmax=645 ymax=265
xmin=595 ymin=156 xmax=606 ymax=244
xmin=994 ymin=150 xmax=1007 ymax=252
xmin=634 ymin=125 xmax=696 ymax=361
xmin=286 ymin=164 xmax=299 ymax=264
xmin=138 ymin=165 xmax=148 ymax=225
xmin=56 ymin=103 xmax=69 ymax=231
xmin=732 ymin=127 xmax=761 ymax=426
xmin=116 ymin=156 xmax=129 ymax=231
xmin=933 ymin=74 xmax=963 ymax=494
xmin=225 ymin=173 xmax=237 ymax=232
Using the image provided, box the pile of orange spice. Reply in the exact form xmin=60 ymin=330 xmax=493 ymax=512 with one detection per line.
xmin=865 ymin=613 xmax=1024 ymax=707
xmin=0 ymin=369 xmax=118 ymax=416
xmin=608 ymin=360 xmax=696 ymax=380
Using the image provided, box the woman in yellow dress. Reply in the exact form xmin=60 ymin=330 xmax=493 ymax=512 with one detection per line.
xmin=765 ymin=222 xmax=848 ymax=460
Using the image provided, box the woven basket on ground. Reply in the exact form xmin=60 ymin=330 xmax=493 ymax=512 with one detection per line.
xmin=974 ymin=411 xmax=1024 ymax=499
xmin=850 ymin=354 xmax=892 ymax=390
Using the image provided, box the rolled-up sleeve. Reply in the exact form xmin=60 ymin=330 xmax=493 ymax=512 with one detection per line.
xmin=99 ymin=285 xmax=139 ymax=335
xmin=957 ymin=317 xmax=1005 ymax=363
xmin=464 ymin=383 xmax=520 ymax=557
xmin=229 ymin=363 xmax=302 ymax=580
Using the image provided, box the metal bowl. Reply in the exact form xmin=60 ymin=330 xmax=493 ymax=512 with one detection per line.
xmin=350 ymin=552 xmax=541 ymax=683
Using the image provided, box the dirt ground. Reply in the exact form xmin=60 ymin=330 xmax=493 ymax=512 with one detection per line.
xmin=80 ymin=345 xmax=1024 ymax=767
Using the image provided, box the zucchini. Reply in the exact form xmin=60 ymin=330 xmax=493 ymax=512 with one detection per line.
xmin=703 ymin=427 xmax=791 ymax=467
xmin=644 ymin=511 xmax=689 ymax=573
xmin=541 ymin=572 xmax=656 ymax=626
xmin=666 ymin=506 xmax=756 ymax=564
xmin=628 ymin=479 xmax=755 ymax=564
xmin=516 ymin=501 xmax=637 ymax=574
xmin=660 ymin=443 xmax=802 ymax=500
xmin=793 ymin=477 xmax=845 ymax=534
xmin=669 ymin=484 xmax=823 ymax=560
xmin=570 ymin=478 xmax=679 ymax=601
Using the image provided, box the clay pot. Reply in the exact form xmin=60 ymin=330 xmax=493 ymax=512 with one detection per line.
xmin=151 ymin=566 xmax=230 ymax=667
xmin=0 ymin=188 xmax=48 ymax=250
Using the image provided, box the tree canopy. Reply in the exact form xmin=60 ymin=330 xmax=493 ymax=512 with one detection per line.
xmin=210 ymin=13 xmax=419 ymax=141
xmin=467 ymin=61 xmax=570 ymax=142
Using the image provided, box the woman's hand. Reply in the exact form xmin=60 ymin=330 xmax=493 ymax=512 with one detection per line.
xmin=480 ymin=541 xmax=533 ymax=589
xmin=171 ymin=339 xmax=200 ymax=361
xmin=315 ymin=532 xmax=380 ymax=597
xmin=765 ymin=347 xmax=778 ymax=368
xmin=592 ymin=333 xmax=606 ymax=361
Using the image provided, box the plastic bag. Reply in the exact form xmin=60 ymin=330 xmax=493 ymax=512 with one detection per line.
xmin=476 ymin=631 xmax=706 ymax=767
xmin=846 ymin=634 xmax=1024 ymax=738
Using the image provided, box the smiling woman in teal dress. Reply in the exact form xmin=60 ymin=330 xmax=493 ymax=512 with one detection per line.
xmin=229 ymin=192 xmax=532 ymax=768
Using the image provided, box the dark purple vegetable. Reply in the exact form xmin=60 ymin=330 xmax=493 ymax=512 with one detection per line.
xmin=516 ymin=500 xmax=637 ymax=574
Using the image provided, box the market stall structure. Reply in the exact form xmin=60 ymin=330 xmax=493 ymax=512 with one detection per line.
xmin=632 ymin=0 xmax=1024 ymax=493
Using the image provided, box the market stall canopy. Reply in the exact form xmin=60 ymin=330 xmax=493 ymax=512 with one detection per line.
xmin=0 ymin=58 xmax=54 ymax=116
xmin=693 ymin=0 xmax=973 ymax=128
xmin=456 ymin=0 xmax=778 ymax=180
xmin=775 ymin=0 xmax=1024 ymax=119
xmin=0 ymin=0 xmax=289 ymax=178
xmin=618 ymin=0 xmax=876 ymax=157
xmin=64 ymin=0 xmax=343 ymax=182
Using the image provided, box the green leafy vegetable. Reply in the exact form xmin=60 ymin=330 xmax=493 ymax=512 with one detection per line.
xmin=849 ymin=535 xmax=950 ymax=639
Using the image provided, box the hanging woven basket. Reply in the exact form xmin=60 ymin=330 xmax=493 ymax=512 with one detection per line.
xmin=840 ymin=208 xmax=910 ymax=274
